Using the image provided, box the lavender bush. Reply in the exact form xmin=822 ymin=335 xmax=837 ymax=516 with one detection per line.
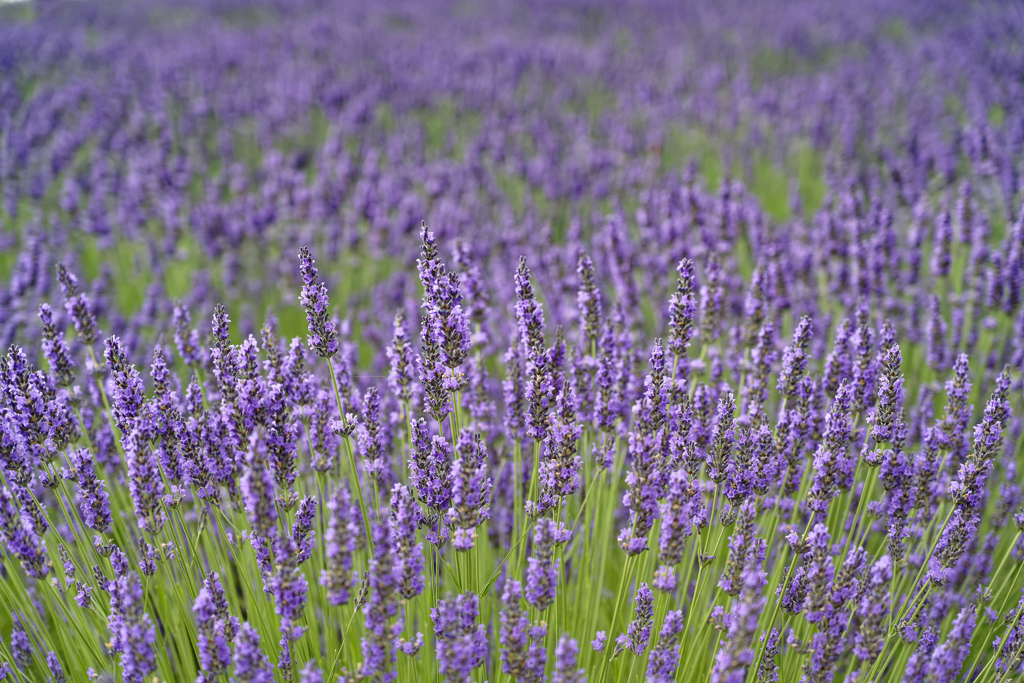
xmin=1 ymin=0 xmax=1024 ymax=681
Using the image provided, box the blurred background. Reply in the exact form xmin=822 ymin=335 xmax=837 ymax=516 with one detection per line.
xmin=0 ymin=0 xmax=1019 ymax=370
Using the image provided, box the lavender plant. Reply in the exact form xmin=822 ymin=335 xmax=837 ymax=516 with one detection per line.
xmin=1 ymin=1 xmax=1024 ymax=682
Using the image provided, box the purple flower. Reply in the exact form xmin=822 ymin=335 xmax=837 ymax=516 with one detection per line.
xmin=0 ymin=486 xmax=48 ymax=580
xmin=264 ymin=386 xmax=298 ymax=493
xmin=298 ymin=246 xmax=339 ymax=358
xmin=499 ymin=580 xmax=546 ymax=683
xmin=446 ymin=433 xmax=492 ymax=551
xmin=278 ymin=636 xmax=293 ymax=681
xmin=925 ymin=295 xmax=948 ymax=371
xmin=124 ymin=426 xmax=168 ymax=532
xmin=743 ymin=321 xmax=777 ymax=417
xmin=194 ymin=587 xmax=232 ymax=678
xmin=299 ymin=661 xmax=324 ymax=683
xmin=801 ymin=523 xmax=836 ymax=623
xmin=707 ymin=392 xmax=736 ymax=483
xmin=416 ymin=227 xmax=471 ymax=415
xmin=502 ymin=342 xmax=526 ymax=441
xmin=667 ymin=258 xmax=697 ymax=362
xmin=241 ymin=433 xmax=278 ymax=539
xmin=38 ymin=304 xmax=75 ymax=388
xmin=202 ymin=572 xmax=239 ymax=640
xmin=924 ymin=606 xmax=974 ymax=681
xmin=995 ymin=589 xmax=1024 ymax=677
xmin=526 ymin=518 xmax=571 ymax=611
xmin=432 ymin=593 xmax=488 ymax=682
xmin=949 ymin=368 xmax=1012 ymax=511
xmin=68 ymin=448 xmax=113 ymax=532
xmin=928 ymin=508 xmax=979 ymax=586
xmin=391 ymin=483 xmax=424 ymax=599
xmin=409 ymin=419 xmax=453 ymax=527
xmin=823 ymin=317 xmax=853 ymax=397
xmin=321 ymin=484 xmax=359 ymax=605
xmin=553 ymin=635 xmax=585 ymax=683
xmin=359 ymin=518 xmax=401 ymax=682
xmin=386 ymin=313 xmax=416 ymax=403
xmin=528 ymin=387 xmax=583 ymax=517
xmin=849 ymin=305 xmax=878 ymax=413
xmin=756 ymin=629 xmax=780 ymax=683
xmin=108 ymin=572 xmax=157 ymax=683
xmin=719 ymin=501 xmax=766 ymax=597
xmin=515 ymin=257 xmax=552 ymax=440
xmin=10 ymin=619 xmax=31 ymax=669
xmin=57 ymin=263 xmax=99 ymax=345
xmin=292 ymin=496 xmax=318 ymax=565
xmin=356 ymin=387 xmax=391 ymax=485
xmin=711 ymin=569 xmax=767 ymax=683
xmin=776 ymin=316 xmax=812 ymax=400
xmin=939 ymin=353 xmax=972 ymax=453
xmin=647 ymin=610 xmax=685 ymax=682
xmin=233 ymin=623 xmax=275 ymax=683
xmin=619 ymin=346 xmax=673 ymax=555
xmin=808 ymin=380 xmax=855 ymax=512
xmin=699 ymin=253 xmax=723 ymax=342
xmin=853 ymin=556 xmax=892 ymax=661
xmin=656 ymin=469 xmax=703 ymax=588
xmin=266 ymin=531 xmax=311 ymax=636
xmin=616 ymin=583 xmax=654 ymax=655
xmin=904 ymin=628 xmax=939 ymax=682
xmin=46 ymin=652 xmax=66 ymax=683
xmin=104 ymin=336 xmax=145 ymax=434
xmin=577 ymin=252 xmax=603 ymax=354
xmin=173 ymin=303 xmax=203 ymax=366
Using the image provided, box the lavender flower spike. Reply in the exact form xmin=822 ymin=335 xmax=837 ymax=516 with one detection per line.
xmin=553 ymin=635 xmax=586 ymax=683
xmin=298 ymin=246 xmax=339 ymax=358
xmin=432 ymin=593 xmax=488 ymax=682
xmin=616 ymin=583 xmax=654 ymax=655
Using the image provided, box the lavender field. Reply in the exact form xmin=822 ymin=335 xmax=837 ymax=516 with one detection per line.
xmin=1 ymin=0 xmax=1024 ymax=681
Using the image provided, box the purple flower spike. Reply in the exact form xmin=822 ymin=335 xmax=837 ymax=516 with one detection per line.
xmin=853 ymin=556 xmax=892 ymax=661
xmin=298 ymin=246 xmax=339 ymax=358
xmin=391 ymin=483 xmax=425 ymax=599
xmin=647 ymin=610 xmax=685 ymax=682
xmin=667 ymin=258 xmax=697 ymax=362
xmin=577 ymin=252 xmax=603 ymax=354
xmin=104 ymin=336 xmax=144 ymax=435
xmin=46 ymin=652 xmax=66 ymax=683
xmin=923 ymin=606 xmax=975 ymax=681
xmin=194 ymin=587 xmax=232 ymax=678
xmin=553 ymin=635 xmax=585 ymax=683
xmin=109 ymin=572 xmax=157 ymax=683
xmin=526 ymin=518 xmax=571 ymax=611
xmin=499 ymin=580 xmax=546 ymax=683
xmin=173 ymin=303 xmax=203 ymax=367
xmin=777 ymin=316 xmax=812 ymax=401
xmin=617 ymin=583 xmax=655 ymax=655
xmin=124 ymin=427 xmax=167 ymax=533
xmin=446 ymin=432 xmax=492 ymax=551
xmin=57 ymin=263 xmax=99 ymax=345
xmin=69 ymin=448 xmax=113 ymax=532
xmin=808 ymin=380 xmax=856 ymax=512
xmin=233 ymin=622 xmax=275 ymax=683
xmin=515 ymin=257 xmax=553 ymax=440
xmin=321 ymin=484 xmax=359 ymax=605
xmin=432 ymin=592 xmax=488 ymax=682
xmin=386 ymin=312 xmax=416 ymax=403
xmin=38 ymin=304 xmax=75 ymax=388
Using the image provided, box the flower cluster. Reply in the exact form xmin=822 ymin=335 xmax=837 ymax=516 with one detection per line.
xmin=1 ymin=2 xmax=1023 ymax=682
